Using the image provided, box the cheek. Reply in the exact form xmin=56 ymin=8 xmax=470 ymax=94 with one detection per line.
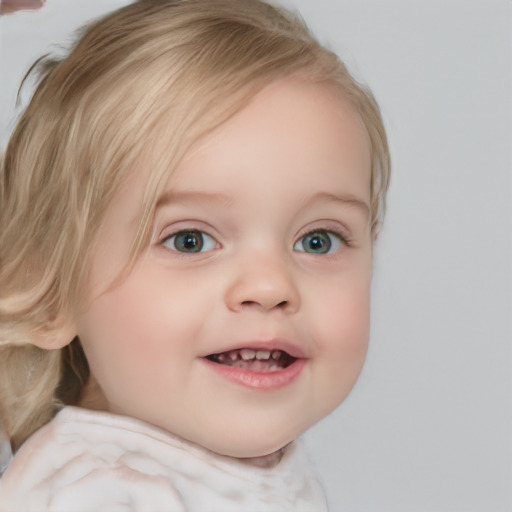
xmin=77 ymin=280 xmax=162 ymax=377
xmin=310 ymin=285 xmax=370 ymax=418
xmin=77 ymin=267 xmax=206 ymax=384
xmin=77 ymin=292 xmax=174 ymax=413
xmin=323 ymin=289 xmax=370 ymax=352
xmin=312 ymin=274 xmax=371 ymax=372
xmin=315 ymin=259 xmax=371 ymax=335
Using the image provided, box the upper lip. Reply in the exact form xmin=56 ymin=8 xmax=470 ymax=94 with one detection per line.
xmin=202 ymin=339 xmax=308 ymax=359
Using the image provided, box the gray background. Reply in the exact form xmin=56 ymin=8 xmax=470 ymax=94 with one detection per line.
xmin=1 ymin=1 xmax=511 ymax=510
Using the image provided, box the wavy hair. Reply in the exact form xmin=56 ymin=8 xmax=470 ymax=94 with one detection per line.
xmin=0 ymin=0 xmax=390 ymax=450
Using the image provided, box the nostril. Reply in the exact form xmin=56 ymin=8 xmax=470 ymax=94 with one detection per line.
xmin=239 ymin=299 xmax=289 ymax=309
xmin=240 ymin=300 xmax=259 ymax=307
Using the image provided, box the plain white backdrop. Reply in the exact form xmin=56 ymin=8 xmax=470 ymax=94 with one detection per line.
xmin=1 ymin=1 xmax=511 ymax=510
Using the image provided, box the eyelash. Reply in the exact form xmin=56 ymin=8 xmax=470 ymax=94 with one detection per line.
xmin=293 ymin=228 xmax=352 ymax=255
xmin=161 ymin=229 xmax=219 ymax=254
xmin=159 ymin=226 xmax=352 ymax=255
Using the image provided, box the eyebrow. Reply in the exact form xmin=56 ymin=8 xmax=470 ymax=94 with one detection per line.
xmin=302 ymin=192 xmax=370 ymax=219
xmin=156 ymin=190 xmax=234 ymax=209
xmin=156 ymin=189 xmax=370 ymax=218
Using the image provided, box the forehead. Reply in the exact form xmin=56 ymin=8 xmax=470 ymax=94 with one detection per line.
xmin=168 ymin=78 xmax=371 ymax=199
xmin=107 ymin=79 xmax=371 ymax=228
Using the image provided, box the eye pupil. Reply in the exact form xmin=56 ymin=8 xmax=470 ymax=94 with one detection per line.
xmin=175 ymin=231 xmax=203 ymax=252
xmin=304 ymin=232 xmax=331 ymax=254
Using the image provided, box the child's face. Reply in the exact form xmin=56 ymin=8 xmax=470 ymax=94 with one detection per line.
xmin=76 ymin=78 xmax=372 ymax=458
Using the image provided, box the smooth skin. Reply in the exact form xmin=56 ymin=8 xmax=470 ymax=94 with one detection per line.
xmin=74 ymin=78 xmax=373 ymax=460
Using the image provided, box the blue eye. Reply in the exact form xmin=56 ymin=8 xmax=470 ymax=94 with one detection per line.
xmin=163 ymin=230 xmax=218 ymax=253
xmin=293 ymin=230 xmax=343 ymax=254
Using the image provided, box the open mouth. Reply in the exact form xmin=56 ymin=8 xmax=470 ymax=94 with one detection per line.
xmin=205 ymin=349 xmax=296 ymax=372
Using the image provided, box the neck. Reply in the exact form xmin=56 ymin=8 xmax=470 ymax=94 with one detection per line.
xmin=238 ymin=447 xmax=286 ymax=468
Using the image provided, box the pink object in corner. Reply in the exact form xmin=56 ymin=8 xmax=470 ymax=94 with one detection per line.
xmin=0 ymin=0 xmax=46 ymax=15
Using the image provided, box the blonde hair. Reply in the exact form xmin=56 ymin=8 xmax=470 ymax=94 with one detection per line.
xmin=0 ymin=0 xmax=390 ymax=450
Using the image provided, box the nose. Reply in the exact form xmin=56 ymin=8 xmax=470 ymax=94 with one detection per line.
xmin=224 ymin=253 xmax=300 ymax=314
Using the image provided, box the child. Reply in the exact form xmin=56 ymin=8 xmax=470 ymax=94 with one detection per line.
xmin=0 ymin=0 xmax=390 ymax=509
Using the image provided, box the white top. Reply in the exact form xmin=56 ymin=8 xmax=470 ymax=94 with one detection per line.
xmin=0 ymin=407 xmax=327 ymax=511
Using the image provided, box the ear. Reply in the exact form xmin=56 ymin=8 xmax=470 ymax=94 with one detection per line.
xmin=30 ymin=318 xmax=77 ymax=350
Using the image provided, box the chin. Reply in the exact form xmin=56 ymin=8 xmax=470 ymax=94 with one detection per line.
xmin=180 ymin=405 xmax=333 ymax=459
xmin=193 ymin=426 xmax=301 ymax=459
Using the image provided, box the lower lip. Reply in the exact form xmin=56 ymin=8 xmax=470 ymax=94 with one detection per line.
xmin=202 ymin=358 xmax=307 ymax=390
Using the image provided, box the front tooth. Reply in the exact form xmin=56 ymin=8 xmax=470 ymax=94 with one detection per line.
xmin=271 ymin=350 xmax=282 ymax=360
xmin=256 ymin=350 xmax=271 ymax=360
xmin=240 ymin=349 xmax=256 ymax=360
xmin=229 ymin=351 xmax=238 ymax=361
